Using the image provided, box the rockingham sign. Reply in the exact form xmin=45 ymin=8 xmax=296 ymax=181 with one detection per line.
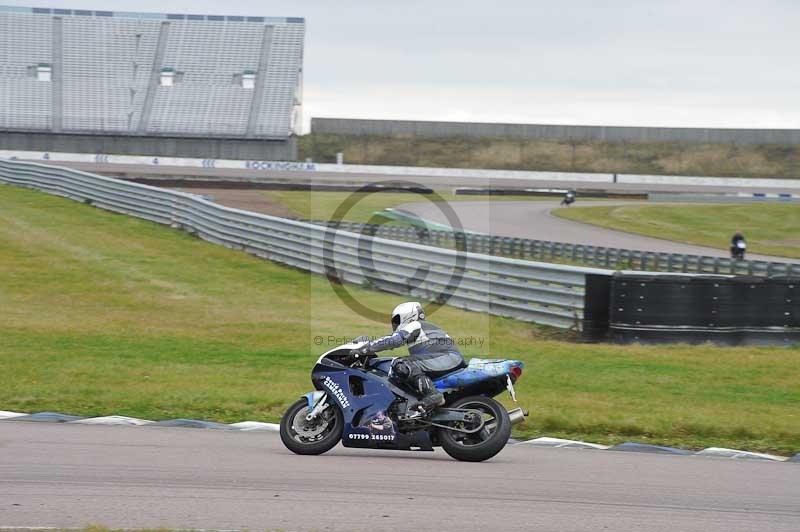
xmin=244 ymin=161 xmax=317 ymax=171
xmin=0 ymin=150 xmax=318 ymax=173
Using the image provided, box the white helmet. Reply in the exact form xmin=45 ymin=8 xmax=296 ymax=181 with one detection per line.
xmin=391 ymin=301 xmax=425 ymax=331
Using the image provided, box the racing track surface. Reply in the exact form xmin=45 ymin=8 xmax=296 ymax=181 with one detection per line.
xmin=398 ymin=200 xmax=794 ymax=261
xmin=1 ymin=422 xmax=798 ymax=532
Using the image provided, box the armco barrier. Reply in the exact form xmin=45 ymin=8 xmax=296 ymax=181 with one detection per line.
xmin=306 ymin=220 xmax=800 ymax=278
xmin=0 ymin=159 xmax=610 ymax=329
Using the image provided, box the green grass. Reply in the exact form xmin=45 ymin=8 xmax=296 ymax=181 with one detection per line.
xmin=264 ymin=189 xmax=549 ymax=223
xmin=2 ymin=184 xmax=800 ymax=454
xmin=553 ymin=203 xmax=800 ymax=259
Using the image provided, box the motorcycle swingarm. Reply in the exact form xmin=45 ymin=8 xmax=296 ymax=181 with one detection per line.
xmin=422 ymin=408 xmax=487 ymax=434
xmin=430 ymin=408 xmax=475 ymax=421
xmin=429 ymin=408 xmax=475 ymax=423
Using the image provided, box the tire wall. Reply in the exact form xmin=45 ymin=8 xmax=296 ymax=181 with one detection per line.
xmin=582 ymin=274 xmax=612 ymax=342
xmin=608 ymin=274 xmax=800 ymax=345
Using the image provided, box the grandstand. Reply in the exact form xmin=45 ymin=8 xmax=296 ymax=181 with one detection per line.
xmin=0 ymin=5 xmax=304 ymax=159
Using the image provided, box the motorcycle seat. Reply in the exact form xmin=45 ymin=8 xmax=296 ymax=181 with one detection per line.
xmin=422 ymin=360 xmax=468 ymax=379
xmin=367 ymin=356 xmax=466 ymax=379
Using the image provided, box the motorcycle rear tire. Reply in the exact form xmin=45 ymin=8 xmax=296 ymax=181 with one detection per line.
xmin=280 ymin=398 xmax=343 ymax=455
xmin=440 ymin=395 xmax=511 ymax=462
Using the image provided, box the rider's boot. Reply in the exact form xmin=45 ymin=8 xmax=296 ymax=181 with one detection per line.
xmin=411 ymin=374 xmax=444 ymax=414
xmin=390 ymin=358 xmax=444 ymax=417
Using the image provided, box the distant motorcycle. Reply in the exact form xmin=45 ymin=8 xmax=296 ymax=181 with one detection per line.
xmin=280 ymin=339 xmax=526 ymax=462
xmin=731 ymin=240 xmax=746 ymax=260
xmin=560 ymin=190 xmax=576 ymax=207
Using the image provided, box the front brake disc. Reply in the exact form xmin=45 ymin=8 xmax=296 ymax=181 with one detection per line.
xmin=293 ymin=408 xmax=327 ymax=439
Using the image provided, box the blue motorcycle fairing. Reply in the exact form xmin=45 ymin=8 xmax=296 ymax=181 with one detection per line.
xmin=434 ymin=358 xmax=525 ymax=392
xmin=366 ymin=356 xmax=394 ymax=374
xmin=311 ymin=362 xmax=432 ymax=450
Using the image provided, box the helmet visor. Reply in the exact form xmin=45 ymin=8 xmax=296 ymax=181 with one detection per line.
xmin=391 ymin=314 xmax=401 ymax=331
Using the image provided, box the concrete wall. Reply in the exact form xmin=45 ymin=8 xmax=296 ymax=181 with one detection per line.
xmin=5 ymin=149 xmax=800 ymax=190
xmin=311 ymin=118 xmax=800 ymax=145
xmin=0 ymin=131 xmax=297 ymax=160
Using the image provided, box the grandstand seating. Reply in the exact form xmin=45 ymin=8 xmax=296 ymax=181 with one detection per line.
xmin=0 ymin=6 xmax=304 ymax=139
xmin=0 ymin=8 xmax=53 ymax=130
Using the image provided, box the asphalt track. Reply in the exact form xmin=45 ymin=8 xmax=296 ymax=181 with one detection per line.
xmin=398 ymin=200 xmax=793 ymax=261
xmin=1 ymin=423 xmax=798 ymax=532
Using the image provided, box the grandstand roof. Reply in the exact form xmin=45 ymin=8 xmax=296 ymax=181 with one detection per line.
xmin=0 ymin=5 xmax=305 ymax=139
xmin=0 ymin=5 xmax=304 ymax=24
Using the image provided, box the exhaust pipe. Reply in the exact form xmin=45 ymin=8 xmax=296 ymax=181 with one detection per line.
xmin=507 ymin=407 xmax=527 ymax=426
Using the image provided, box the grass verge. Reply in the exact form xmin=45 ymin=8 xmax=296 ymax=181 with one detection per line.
xmin=1 ymin=185 xmax=799 ymax=454
xmin=552 ymin=203 xmax=800 ymax=259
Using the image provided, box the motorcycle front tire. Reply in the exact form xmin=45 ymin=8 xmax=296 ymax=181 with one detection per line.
xmin=280 ymin=398 xmax=344 ymax=455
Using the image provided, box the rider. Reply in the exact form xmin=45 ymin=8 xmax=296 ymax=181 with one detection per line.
xmin=560 ymin=189 xmax=576 ymax=206
xmin=730 ymin=230 xmax=746 ymax=258
xmin=353 ymin=302 xmax=465 ymax=414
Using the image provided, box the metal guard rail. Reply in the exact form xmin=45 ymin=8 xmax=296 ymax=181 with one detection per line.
xmin=307 ymin=220 xmax=800 ymax=278
xmin=0 ymin=159 xmax=610 ymax=329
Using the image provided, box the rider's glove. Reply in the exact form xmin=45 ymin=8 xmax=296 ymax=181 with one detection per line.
xmin=350 ymin=344 xmax=372 ymax=357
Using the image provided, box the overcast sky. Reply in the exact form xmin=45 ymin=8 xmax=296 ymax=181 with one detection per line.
xmin=16 ymin=0 xmax=800 ymax=131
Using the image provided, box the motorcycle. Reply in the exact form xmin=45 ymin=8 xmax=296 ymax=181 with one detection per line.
xmin=280 ymin=339 xmax=526 ymax=462
xmin=560 ymin=191 xmax=576 ymax=207
xmin=731 ymin=240 xmax=746 ymax=260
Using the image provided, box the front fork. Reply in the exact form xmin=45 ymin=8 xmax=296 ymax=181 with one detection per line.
xmin=303 ymin=391 xmax=329 ymax=421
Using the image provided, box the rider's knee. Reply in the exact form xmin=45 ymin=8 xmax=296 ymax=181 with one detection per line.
xmin=391 ymin=358 xmax=412 ymax=380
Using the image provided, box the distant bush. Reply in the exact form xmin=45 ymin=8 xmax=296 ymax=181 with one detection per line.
xmin=298 ymin=133 xmax=800 ymax=179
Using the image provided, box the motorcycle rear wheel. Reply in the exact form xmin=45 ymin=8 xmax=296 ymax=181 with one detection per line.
xmin=440 ymin=395 xmax=511 ymax=462
xmin=280 ymin=398 xmax=343 ymax=455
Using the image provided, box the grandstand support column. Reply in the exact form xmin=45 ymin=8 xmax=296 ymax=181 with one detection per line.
xmin=138 ymin=21 xmax=171 ymax=134
xmin=51 ymin=16 xmax=63 ymax=133
xmin=246 ymin=25 xmax=275 ymax=138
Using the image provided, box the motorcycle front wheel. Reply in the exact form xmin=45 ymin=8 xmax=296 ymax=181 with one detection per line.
xmin=440 ymin=395 xmax=512 ymax=462
xmin=280 ymin=398 xmax=343 ymax=455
